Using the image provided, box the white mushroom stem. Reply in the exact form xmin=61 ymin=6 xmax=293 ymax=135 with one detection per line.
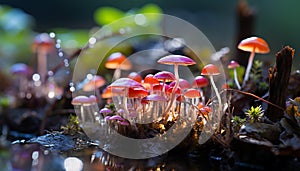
xmin=164 ymin=64 xmax=179 ymax=117
xmin=242 ymin=47 xmax=256 ymax=87
xmin=123 ymin=87 xmax=129 ymax=119
xmin=113 ymin=67 xmax=121 ymax=81
xmin=233 ymin=68 xmax=241 ymax=90
xmin=209 ymin=75 xmax=222 ymax=130
xmin=37 ymin=47 xmax=48 ymax=84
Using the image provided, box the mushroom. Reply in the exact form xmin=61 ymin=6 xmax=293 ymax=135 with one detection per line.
xmin=201 ymin=64 xmax=222 ymax=127
xmin=105 ymin=52 xmax=132 ymax=80
xmin=82 ymin=75 xmax=106 ymax=104
xmin=127 ymin=72 xmax=142 ymax=83
xmin=143 ymin=74 xmax=159 ymax=93
xmin=142 ymin=94 xmax=167 ymax=123
xmin=192 ymin=76 xmax=209 ymax=104
xmin=10 ymin=63 xmax=32 ymax=98
xmin=108 ymin=78 xmax=144 ymax=119
xmin=183 ymin=88 xmax=201 ymax=121
xmin=169 ymin=78 xmax=191 ymax=91
xmin=71 ymin=95 xmax=96 ymax=124
xmin=238 ymin=36 xmax=270 ymax=86
xmin=32 ymin=33 xmax=54 ymax=84
xmin=153 ymin=71 xmax=175 ymax=96
xmin=228 ymin=60 xmax=241 ymax=90
xmin=157 ymin=55 xmax=196 ymax=115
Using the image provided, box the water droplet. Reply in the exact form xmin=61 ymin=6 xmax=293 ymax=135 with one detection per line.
xmin=134 ymin=14 xmax=146 ymax=26
xmin=56 ymin=39 xmax=61 ymax=44
xmin=86 ymin=73 xmax=93 ymax=80
xmin=89 ymin=37 xmax=97 ymax=45
xmin=56 ymin=44 xmax=61 ymax=49
xmin=32 ymin=73 xmax=40 ymax=81
xmin=48 ymin=71 xmax=54 ymax=76
xmin=70 ymin=86 xmax=75 ymax=92
xmin=49 ymin=32 xmax=55 ymax=38
xmin=119 ymin=28 xmax=126 ymax=34
xmin=58 ymin=51 xmax=64 ymax=57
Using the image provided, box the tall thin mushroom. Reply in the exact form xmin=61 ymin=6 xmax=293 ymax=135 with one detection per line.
xmin=238 ymin=36 xmax=270 ymax=86
xmin=157 ymin=55 xmax=196 ymax=115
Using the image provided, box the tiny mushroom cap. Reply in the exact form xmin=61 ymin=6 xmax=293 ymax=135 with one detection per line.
xmin=192 ymin=76 xmax=209 ymax=88
xmin=142 ymin=94 xmax=167 ymax=102
xmin=83 ymin=75 xmax=106 ymax=92
xmin=169 ymin=79 xmax=191 ymax=89
xmin=153 ymin=71 xmax=175 ymax=82
xmin=228 ymin=60 xmax=240 ymax=69
xmin=128 ymin=87 xmax=148 ymax=98
xmin=201 ymin=64 xmax=220 ymax=76
xmin=105 ymin=52 xmax=132 ymax=70
xmin=238 ymin=36 xmax=270 ymax=54
xmin=10 ymin=63 xmax=32 ymax=76
xmin=166 ymin=86 xmax=182 ymax=95
xmin=184 ymin=88 xmax=201 ymax=98
xmin=109 ymin=78 xmax=144 ymax=89
xmin=127 ymin=72 xmax=142 ymax=83
xmin=71 ymin=95 xmax=90 ymax=105
xmin=157 ymin=55 xmax=196 ymax=66
xmin=109 ymin=115 xmax=124 ymax=121
xmin=32 ymin=33 xmax=54 ymax=52
xmin=99 ymin=107 xmax=112 ymax=114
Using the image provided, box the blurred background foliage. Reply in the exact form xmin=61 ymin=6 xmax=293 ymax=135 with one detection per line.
xmin=0 ymin=0 xmax=300 ymax=70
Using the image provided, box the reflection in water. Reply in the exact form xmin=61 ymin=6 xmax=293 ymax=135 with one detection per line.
xmin=6 ymin=143 xmax=211 ymax=171
xmin=64 ymin=157 xmax=83 ymax=171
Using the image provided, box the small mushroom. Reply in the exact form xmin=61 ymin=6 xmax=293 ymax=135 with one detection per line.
xmin=32 ymin=33 xmax=54 ymax=84
xmin=192 ymin=76 xmax=209 ymax=104
xmin=105 ymin=52 xmax=132 ymax=80
xmin=238 ymin=36 xmax=270 ymax=86
xmin=108 ymin=78 xmax=144 ymax=119
xmin=201 ymin=64 xmax=222 ymax=127
xmin=157 ymin=55 xmax=196 ymax=115
xmin=228 ymin=60 xmax=241 ymax=90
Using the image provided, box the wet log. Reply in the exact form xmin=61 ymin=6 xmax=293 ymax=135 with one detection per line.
xmin=266 ymin=46 xmax=294 ymax=122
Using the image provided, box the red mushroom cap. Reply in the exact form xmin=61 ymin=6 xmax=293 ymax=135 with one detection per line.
xmin=157 ymin=55 xmax=196 ymax=66
xmin=32 ymin=33 xmax=54 ymax=52
xmin=83 ymin=75 xmax=106 ymax=92
xmin=227 ymin=60 xmax=240 ymax=69
xmin=128 ymin=87 xmax=148 ymax=98
xmin=238 ymin=36 xmax=270 ymax=54
xmin=153 ymin=71 xmax=175 ymax=82
xmin=201 ymin=64 xmax=220 ymax=76
xmin=127 ymin=72 xmax=142 ymax=83
xmin=192 ymin=76 xmax=209 ymax=88
xmin=105 ymin=52 xmax=132 ymax=70
xmin=169 ymin=78 xmax=191 ymax=89
xmin=184 ymin=88 xmax=201 ymax=98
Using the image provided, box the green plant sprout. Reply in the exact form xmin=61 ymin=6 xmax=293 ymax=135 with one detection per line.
xmin=244 ymin=105 xmax=264 ymax=123
xmin=61 ymin=115 xmax=81 ymax=135
xmin=231 ymin=116 xmax=246 ymax=132
xmin=249 ymin=60 xmax=263 ymax=82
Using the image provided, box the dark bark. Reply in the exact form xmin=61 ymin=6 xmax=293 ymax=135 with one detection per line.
xmin=233 ymin=0 xmax=255 ymax=68
xmin=266 ymin=46 xmax=294 ymax=122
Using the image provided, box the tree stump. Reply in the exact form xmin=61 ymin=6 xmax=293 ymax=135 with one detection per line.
xmin=266 ymin=46 xmax=294 ymax=122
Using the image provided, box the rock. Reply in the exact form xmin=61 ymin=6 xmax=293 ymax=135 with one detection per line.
xmin=239 ymin=122 xmax=282 ymax=143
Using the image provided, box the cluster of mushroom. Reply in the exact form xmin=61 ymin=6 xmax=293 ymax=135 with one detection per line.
xmin=91 ymin=54 xmax=223 ymax=134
